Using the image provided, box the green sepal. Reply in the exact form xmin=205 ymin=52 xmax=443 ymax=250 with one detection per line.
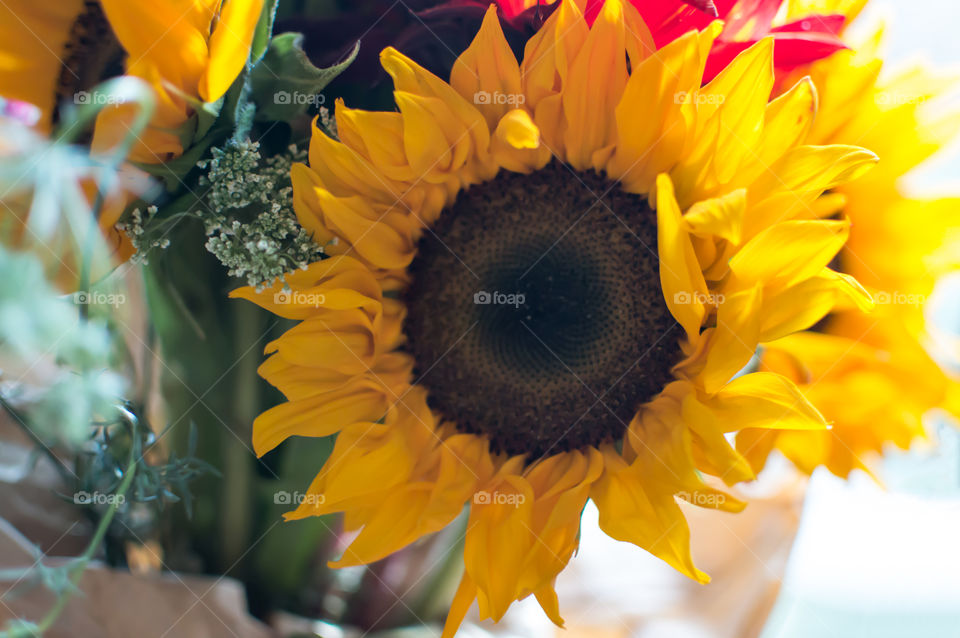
xmin=250 ymin=32 xmax=358 ymax=123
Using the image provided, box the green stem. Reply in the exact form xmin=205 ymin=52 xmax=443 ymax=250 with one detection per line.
xmin=218 ymin=301 xmax=261 ymax=568
xmin=0 ymin=397 xmax=74 ymax=486
xmin=77 ymin=191 xmax=105 ymax=322
xmin=32 ymin=431 xmax=138 ymax=635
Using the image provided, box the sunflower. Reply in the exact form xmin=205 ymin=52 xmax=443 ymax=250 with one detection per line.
xmin=0 ymin=0 xmax=262 ymax=152
xmin=737 ymin=3 xmax=960 ymax=478
xmin=0 ymin=0 xmax=92 ymax=133
xmin=234 ymin=2 xmax=877 ymax=631
xmin=91 ymin=0 xmax=264 ymax=164
xmin=0 ymin=0 xmax=129 ymax=273
xmin=0 ymin=0 xmax=263 ymax=271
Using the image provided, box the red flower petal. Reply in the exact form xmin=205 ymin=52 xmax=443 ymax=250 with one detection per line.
xmin=718 ymin=0 xmax=784 ymax=40
xmin=770 ymin=14 xmax=846 ymax=37
xmin=584 ymin=0 xmax=715 ymax=46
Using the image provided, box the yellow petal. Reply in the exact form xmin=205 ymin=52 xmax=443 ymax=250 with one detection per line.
xmin=759 ymin=268 xmax=874 ymax=342
xmin=701 ymin=38 xmax=774 ymax=184
xmin=683 ymin=188 xmax=746 ymax=244
xmin=292 ymin=164 xmax=415 ymax=269
xmin=562 ymin=0 xmax=628 ymax=169
xmin=394 ymin=91 xmax=459 ymax=177
xmin=99 ymin=0 xmax=212 ymax=90
xmin=657 ymin=174 xmax=709 ymax=343
xmin=465 ymin=474 xmax=536 ymax=621
xmin=495 ymin=108 xmax=540 ymax=149
xmin=680 ymin=394 xmax=755 ymax=484
xmin=699 ymin=283 xmax=762 ymax=393
xmin=607 ymin=27 xmax=715 ymax=193
xmin=229 ymin=255 xmax=383 ymax=319
xmin=534 ymin=583 xmax=565 ymax=628
xmin=450 ymin=5 xmax=523 ymax=129
xmin=620 ymin=0 xmax=656 ymax=66
xmin=749 ymin=144 xmax=878 ymax=202
xmin=736 ymin=77 xmax=817 ymax=186
xmin=252 ymin=380 xmax=391 ymax=455
xmin=591 ymin=448 xmax=710 ymax=583
xmin=381 ymin=46 xmax=491 ymax=158
xmin=442 ymin=575 xmax=478 ymax=638
xmin=521 ymin=0 xmax=588 ymax=109
xmin=701 ymin=371 xmax=828 ymax=432
xmin=729 ymin=219 xmax=850 ymax=288
xmin=334 ymin=100 xmax=417 ymax=181
xmin=200 ymin=0 xmax=264 ymax=102
xmin=265 ymin=315 xmax=375 ymax=374
xmin=492 ymin=109 xmax=551 ymax=173
xmin=305 ymin=119 xmax=404 ymax=203
xmin=0 ymin=0 xmax=85 ymax=130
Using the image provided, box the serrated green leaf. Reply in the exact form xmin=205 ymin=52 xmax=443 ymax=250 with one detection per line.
xmin=250 ymin=0 xmax=279 ymax=64
xmin=250 ymin=33 xmax=359 ymax=122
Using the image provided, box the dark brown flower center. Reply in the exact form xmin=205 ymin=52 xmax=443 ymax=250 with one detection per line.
xmin=54 ymin=1 xmax=125 ymax=128
xmin=404 ymin=161 xmax=682 ymax=459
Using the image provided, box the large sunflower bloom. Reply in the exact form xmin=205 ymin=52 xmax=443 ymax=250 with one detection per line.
xmin=737 ymin=3 xmax=960 ymax=478
xmin=234 ymin=2 xmax=876 ymax=631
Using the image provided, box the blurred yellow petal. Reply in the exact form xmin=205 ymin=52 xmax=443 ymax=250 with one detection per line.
xmin=200 ymin=0 xmax=264 ymax=102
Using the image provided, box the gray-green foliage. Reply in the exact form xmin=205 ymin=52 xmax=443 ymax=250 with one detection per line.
xmin=0 ymin=246 xmax=125 ymax=446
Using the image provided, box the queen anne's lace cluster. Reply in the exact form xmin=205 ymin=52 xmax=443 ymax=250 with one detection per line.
xmin=199 ymin=141 xmax=323 ymax=289
xmin=116 ymin=206 xmax=169 ymax=264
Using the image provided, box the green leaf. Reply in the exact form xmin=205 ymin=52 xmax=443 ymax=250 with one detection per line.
xmin=250 ymin=32 xmax=359 ymax=123
xmin=250 ymin=0 xmax=279 ymax=64
xmin=229 ymin=74 xmax=256 ymax=145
